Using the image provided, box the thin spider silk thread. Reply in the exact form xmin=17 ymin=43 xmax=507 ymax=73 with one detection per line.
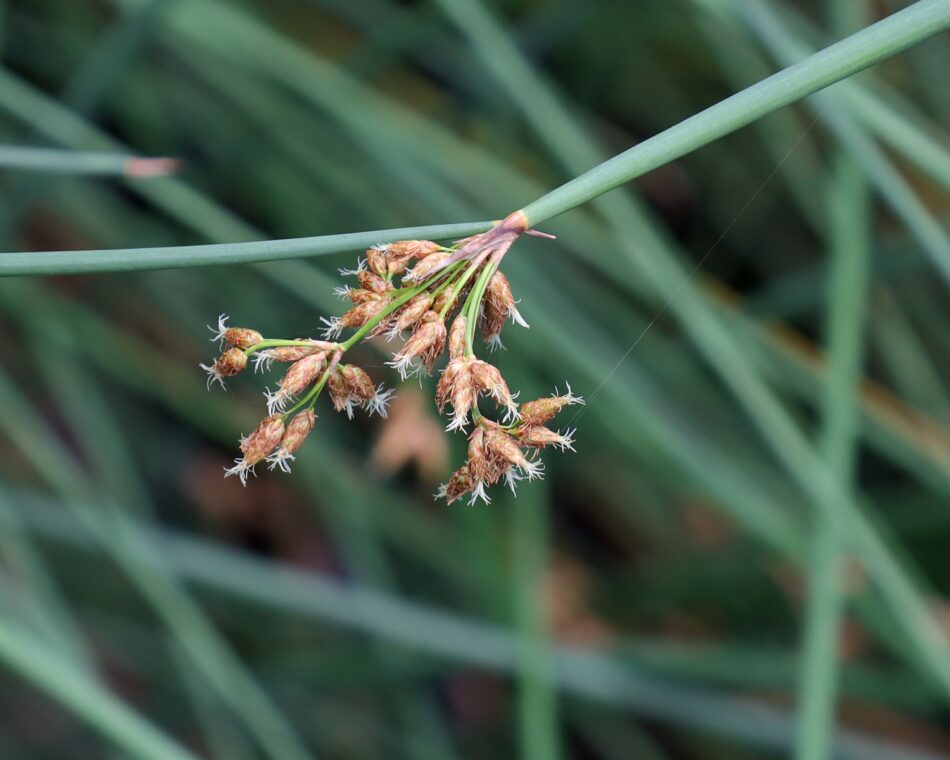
xmin=568 ymin=110 xmax=824 ymax=427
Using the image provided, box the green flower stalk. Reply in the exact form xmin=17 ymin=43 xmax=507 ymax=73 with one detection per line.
xmin=201 ymin=214 xmax=582 ymax=502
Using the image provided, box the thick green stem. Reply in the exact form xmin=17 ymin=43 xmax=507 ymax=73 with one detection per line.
xmin=520 ymin=0 xmax=950 ymax=225
xmin=0 ymin=219 xmax=490 ymax=276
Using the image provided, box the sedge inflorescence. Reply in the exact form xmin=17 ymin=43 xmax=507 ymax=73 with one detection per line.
xmin=200 ymin=211 xmax=582 ymax=503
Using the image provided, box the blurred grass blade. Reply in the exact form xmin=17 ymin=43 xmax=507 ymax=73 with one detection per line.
xmin=733 ymin=0 xmax=950 ymax=286
xmin=10 ymin=490 xmax=947 ymax=760
xmin=4 ymin=11 xmax=945 ymax=709
xmin=521 ymin=0 xmax=950 ymax=224
xmin=0 ymin=486 xmax=93 ymax=673
xmin=2 ymin=1 xmax=949 ymax=756
xmin=767 ymin=0 xmax=950 ymax=194
xmin=0 ymin=615 xmax=199 ymax=760
xmin=0 ymin=366 xmax=315 ymax=760
xmin=0 ymin=145 xmax=178 ymax=176
xmin=510 ymin=484 xmax=560 ymax=760
xmin=170 ymin=641 xmax=256 ymax=760
xmin=796 ymin=140 xmax=872 ymax=759
xmin=63 ymin=0 xmax=168 ymax=114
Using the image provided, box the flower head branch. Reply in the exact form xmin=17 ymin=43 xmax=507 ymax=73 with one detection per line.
xmin=201 ymin=211 xmax=579 ymax=502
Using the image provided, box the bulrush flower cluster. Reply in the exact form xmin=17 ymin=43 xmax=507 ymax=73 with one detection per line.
xmin=200 ymin=210 xmax=582 ymax=502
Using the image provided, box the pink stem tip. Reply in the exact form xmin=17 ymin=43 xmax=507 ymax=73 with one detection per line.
xmin=124 ymin=157 xmax=182 ymax=178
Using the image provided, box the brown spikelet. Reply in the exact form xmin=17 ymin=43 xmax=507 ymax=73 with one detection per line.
xmin=481 ymin=299 xmax=507 ymax=343
xmin=391 ymin=312 xmax=446 ymax=375
xmin=366 ymin=246 xmax=388 ymax=277
xmin=407 ymin=251 xmax=450 ymax=282
xmin=486 ymin=271 xmax=515 ymax=314
xmin=387 ymin=240 xmax=440 ymax=276
xmin=358 ymin=270 xmax=393 ymax=294
xmin=340 ymin=298 xmax=388 ymax=329
xmin=278 ymin=352 xmax=327 ymax=397
xmin=449 ymin=372 xmax=476 ymax=431
xmin=484 ymin=428 xmax=544 ymax=481
xmin=347 ymin=288 xmax=382 ymax=304
xmin=433 ymin=287 xmax=461 ymax=317
xmin=518 ymin=425 xmax=574 ymax=450
xmin=438 ymin=464 xmax=474 ymax=505
xmin=222 ymin=328 xmax=263 ymax=349
xmin=395 ymin=293 xmax=433 ymax=332
xmin=418 ymin=319 xmax=447 ymax=370
xmin=280 ymin=410 xmax=316 ymax=454
xmin=341 ymin=365 xmax=376 ymax=402
xmin=327 ymin=369 xmax=349 ymax=413
xmin=268 ymin=410 xmax=317 ymax=471
xmin=389 ymin=240 xmax=441 ymax=260
xmin=519 ymin=387 xmax=584 ymax=426
xmin=263 ymin=344 xmax=325 ymax=363
xmin=480 ymin=270 xmax=512 ymax=341
xmin=470 ymin=360 xmax=518 ymax=418
xmin=436 ymin=358 xmax=466 ymax=412
xmin=216 ymin=348 xmax=248 ymax=376
xmin=484 ymin=428 xmax=530 ymax=470
xmin=467 ymin=428 xmax=491 ymax=483
xmin=239 ymin=415 xmax=285 ymax=465
xmin=448 ymin=315 xmax=467 ymax=360
xmin=519 ymin=398 xmax=561 ymax=426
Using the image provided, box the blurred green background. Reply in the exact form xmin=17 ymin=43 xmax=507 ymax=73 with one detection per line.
xmin=0 ymin=0 xmax=948 ymax=758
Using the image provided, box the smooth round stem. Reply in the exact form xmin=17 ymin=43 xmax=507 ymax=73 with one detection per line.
xmin=0 ymin=221 xmax=491 ymax=276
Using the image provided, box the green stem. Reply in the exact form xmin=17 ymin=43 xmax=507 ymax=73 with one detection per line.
xmin=280 ymin=262 xmax=471 ymax=417
xmin=429 ymin=264 xmax=464 ymax=304
xmin=341 ymin=269 xmax=454 ymax=351
xmin=520 ymin=0 xmax=950 ymax=225
xmin=438 ymin=257 xmax=484 ymax=322
xmin=463 ymin=258 xmax=498 ymax=357
xmin=0 ymin=219 xmax=490 ymax=276
xmin=282 ymin=357 xmax=339 ymax=419
xmin=794 ymin=4 xmax=872 ymax=751
xmin=0 ymin=145 xmax=175 ymax=177
xmin=459 ymin=258 xmax=500 ymax=427
xmin=244 ymin=338 xmax=335 ymax=355
xmin=510 ymin=482 xmax=560 ymax=760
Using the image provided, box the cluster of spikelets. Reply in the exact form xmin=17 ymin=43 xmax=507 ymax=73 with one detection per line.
xmin=200 ymin=212 xmax=583 ymax=504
